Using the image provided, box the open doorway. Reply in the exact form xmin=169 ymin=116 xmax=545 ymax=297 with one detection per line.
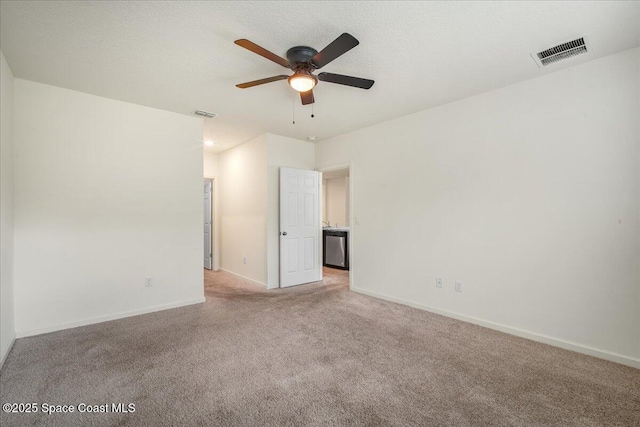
xmin=320 ymin=166 xmax=350 ymax=288
xmin=204 ymin=178 xmax=214 ymax=270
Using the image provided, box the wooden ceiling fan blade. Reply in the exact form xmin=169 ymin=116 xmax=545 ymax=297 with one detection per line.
xmin=236 ymin=75 xmax=289 ymax=89
xmin=300 ymin=89 xmax=315 ymax=105
xmin=234 ymin=39 xmax=290 ymax=68
xmin=311 ymin=33 xmax=359 ymax=69
xmin=318 ymin=72 xmax=374 ymax=89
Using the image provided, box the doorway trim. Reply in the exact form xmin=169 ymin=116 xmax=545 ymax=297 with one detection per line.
xmin=204 ymin=176 xmax=220 ymax=271
xmin=317 ymin=161 xmax=354 ymax=291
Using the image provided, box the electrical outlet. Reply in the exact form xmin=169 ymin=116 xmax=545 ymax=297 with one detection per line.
xmin=145 ymin=277 xmax=153 ymax=287
xmin=243 ymin=256 xmax=247 ymax=264
xmin=436 ymin=277 xmax=443 ymax=288
xmin=455 ymin=281 xmax=462 ymax=292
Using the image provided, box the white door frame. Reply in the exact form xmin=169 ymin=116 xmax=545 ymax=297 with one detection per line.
xmin=204 ymin=176 xmax=220 ymax=271
xmin=317 ymin=162 xmax=354 ymax=291
xmin=204 ymin=179 xmax=213 ymax=270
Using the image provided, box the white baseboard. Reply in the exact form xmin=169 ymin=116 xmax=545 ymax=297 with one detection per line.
xmin=0 ymin=333 xmax=16 ymax=371
xmin=16 ymin=297 xmax=206 ymax=339
xmin=220 ymin=268 xmax=268 ymax=288
xmin=352 ymin=287 xmax=640 ymax=369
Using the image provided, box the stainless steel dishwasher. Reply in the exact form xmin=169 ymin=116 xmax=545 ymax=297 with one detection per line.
xmin=323 ymin=229 xmax=349 ymax=270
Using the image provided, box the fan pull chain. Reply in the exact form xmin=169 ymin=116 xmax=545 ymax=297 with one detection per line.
xmin=292 ymin=94 xmax=296 ymax=125
xmin=311 ymin=104 xmax=315 ymax=118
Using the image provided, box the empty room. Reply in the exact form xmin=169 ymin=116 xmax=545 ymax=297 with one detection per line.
xmin=1 ymin=1 xmax=639 ymax=426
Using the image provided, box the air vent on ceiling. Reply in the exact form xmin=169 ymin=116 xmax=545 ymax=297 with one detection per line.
xmin=194 ymin=110 xmax=217 ymax=118
xmin=531 ymin=37 xmax=588 ymax=68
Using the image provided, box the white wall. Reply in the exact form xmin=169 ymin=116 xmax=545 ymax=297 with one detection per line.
xmin=13 ymin=79 xmax=205 ymax=336
xmin=0 ymin=51 xmax=16 ymax=366
xmin=324 ymin=177 xmax=349 ymax=227
xmin=216 ymin=133 xmax=314 ymax=288
xmin=266 ymin=134 xmax=315 ymax=288
xmin=203 ymin=151 xmax=219 ymax=178
xmin=315 ymin=48 xmax=640 ymax=366
xmin=218 ymin=134 xmax=268 ymax=284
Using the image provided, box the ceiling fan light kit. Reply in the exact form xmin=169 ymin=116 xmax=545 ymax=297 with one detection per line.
xmin=288 ymin=71 xmax=317 ymax=92
xmin=234 ymin=33 xmax=374 ymax=106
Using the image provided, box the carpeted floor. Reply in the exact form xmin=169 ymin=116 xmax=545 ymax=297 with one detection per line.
xmin=1 ymin=267 xmax=639 ymax=426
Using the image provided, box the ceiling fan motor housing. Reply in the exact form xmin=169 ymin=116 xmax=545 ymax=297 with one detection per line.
xmin=286 ymin=46 xmax=319 ymax=69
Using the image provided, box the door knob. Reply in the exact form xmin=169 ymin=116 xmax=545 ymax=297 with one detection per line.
xmin=281 ymin=231 xmax=287 ymax=236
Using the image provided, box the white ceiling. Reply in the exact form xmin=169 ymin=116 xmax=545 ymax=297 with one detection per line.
xmin=2 ymin=2 xmax=638 ymax=153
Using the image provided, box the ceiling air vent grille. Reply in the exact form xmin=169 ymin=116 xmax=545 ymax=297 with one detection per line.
xmin=531 ymin=37 xmax=588 ymax=68
xmin=194 ymin=110 xmax=216 ymax=118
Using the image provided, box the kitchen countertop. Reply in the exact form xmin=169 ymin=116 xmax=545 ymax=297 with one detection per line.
xmin=323 ymin=227 xmax=350 ymax=232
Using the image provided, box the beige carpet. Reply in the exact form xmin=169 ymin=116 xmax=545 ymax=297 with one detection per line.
xmin=1 ymin=267 xmax=638 ymax=426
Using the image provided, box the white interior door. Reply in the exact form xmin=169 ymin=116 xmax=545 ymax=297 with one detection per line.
xmin=280 ymin=167 xmax=321 ymax=287
xmin=204 ymin=179 xmax=213 ymax=270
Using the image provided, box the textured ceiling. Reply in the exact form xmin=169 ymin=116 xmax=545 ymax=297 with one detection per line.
xmin=1 ymin=1 xmax=639 ymax=153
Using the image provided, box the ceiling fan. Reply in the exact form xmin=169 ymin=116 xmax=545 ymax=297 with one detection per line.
xmin=234 ymin=33 xmax=374 ymax=105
